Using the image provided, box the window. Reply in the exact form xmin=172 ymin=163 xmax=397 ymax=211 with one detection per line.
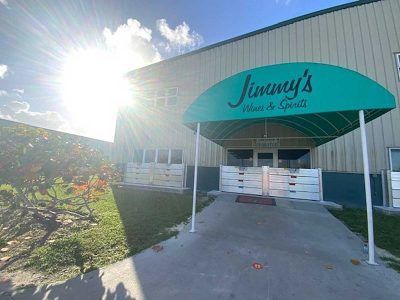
xmin=157 ymin=149 xmax=169 ymax=164
xmin=137 ymin=149 xmax=184 ymax=164
xmin=166 ymin=87 xmax=178 ymax=106
xmin=170 ymin=149 xmax=183 ymax=164
xmin=389 ymin=148 xmax=400 ymax=172
xmin=133 ymin=149 xmax=144 ymax=163
xmin=257 ymin=152 xmax=273 ymax=167
xmin=396 ymin=53 xmax=400 ymax=81
xmin=227 ymin=149 xmax=254 ymax=167
xmin=144 ymin=149 xmax=156 ymax=163
xmin=278 ymin=149 xmax=310 ymax=169
xmin=141 ymin=87 xmax=178 ymax=107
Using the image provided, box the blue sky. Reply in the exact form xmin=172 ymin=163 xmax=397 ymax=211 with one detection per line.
xmin=0 ymin=0 xmax=352 ymax=141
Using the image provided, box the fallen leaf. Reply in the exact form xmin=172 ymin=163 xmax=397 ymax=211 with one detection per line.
xmin=0 ymin=248 xmax=9 ymax=252
xmin=324 ymin=264 xmax=334 ymax=270
xmin=47 ymin=240 xmax=55 ymax=244
xmin=6 ymin=240 xmax=18 ymax=246
xmin=2 ymin=227 xmax=9 ymax=230
xmin=90 ymin=223 xmax=98 ymax=226
xmin=151 ymin=245 xmax=163 ymax=253
xmin=0 ymin=256 xmax=11 ymax=262
xmin=24 ymin=236 xmax=32 ymax=240
xmin=351 ymin=259 xmax=361 ymax=265
xmin=252 ymin=262 xmax=263 ymax=270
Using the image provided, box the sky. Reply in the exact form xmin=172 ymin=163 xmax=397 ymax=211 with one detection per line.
xmin=0 ymin=0 xmax=353 ymax=141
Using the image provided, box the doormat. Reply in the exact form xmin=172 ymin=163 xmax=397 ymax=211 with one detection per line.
xmin=236 ymin=195 xmax=276 ymax=206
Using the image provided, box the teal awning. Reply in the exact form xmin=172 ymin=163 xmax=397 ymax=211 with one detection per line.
xmin=183 ymin=63 xmax=396 ymax=146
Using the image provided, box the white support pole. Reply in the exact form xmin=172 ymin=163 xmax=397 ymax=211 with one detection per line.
xmin=190 ymin=122 xmax=201 ymax=233
xmin=359 ymin=110 xmax=377 ymax=265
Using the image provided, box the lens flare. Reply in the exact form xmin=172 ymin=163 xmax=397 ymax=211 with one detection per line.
xmin=60 ymin=48 xmax=132 ymax=141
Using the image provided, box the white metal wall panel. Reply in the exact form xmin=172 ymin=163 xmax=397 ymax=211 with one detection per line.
xmin=220 ymin=166 xmax=323 ymax=200
xmin=266 ymin=167 xmax=323 ymax=201
xmin=124 ymin=162 xmax=153 ymax=185
xmin=124 ymin=162 xmax=185 ymax=188
xmin=268 ymin=175 xmax=320 ymax=185
xmin=220 ymin=166 xmax=263 ymax=195
xmin=391 ymin=172 xmax=400 ymax=207
xmin=269 ymin=181 xmax=320 ymax=193
xmin=115 ymin=0 xmax=400 ymax=173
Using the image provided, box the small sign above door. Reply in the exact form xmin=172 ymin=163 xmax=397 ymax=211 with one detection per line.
xmin=252 ymin=138 xmax=280 ymax=148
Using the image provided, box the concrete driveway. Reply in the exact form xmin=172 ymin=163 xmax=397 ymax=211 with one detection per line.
xmin=9 ymin=193 xmax=400 ymax=300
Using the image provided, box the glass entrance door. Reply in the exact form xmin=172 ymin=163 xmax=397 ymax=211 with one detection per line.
xmin=257 ymin=152 xmax=274 ymax=167
xmin=278 ymin=149 xmax=310 ymax=169
xmin=227 ymin=149 xmax=254 ymax=167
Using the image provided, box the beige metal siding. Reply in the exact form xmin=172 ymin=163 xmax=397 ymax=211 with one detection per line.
xmin=116 ymin=0 xmax=400 ymax=172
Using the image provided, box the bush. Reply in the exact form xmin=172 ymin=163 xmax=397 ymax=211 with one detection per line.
xmin=0 ymin=124 xmax=120 ymax=220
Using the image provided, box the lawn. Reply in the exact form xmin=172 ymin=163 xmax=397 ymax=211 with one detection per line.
xmin=329 ymin=208 xmax=400 ymax=271
xmin=0 ymin=187 xmax=213 ymax=288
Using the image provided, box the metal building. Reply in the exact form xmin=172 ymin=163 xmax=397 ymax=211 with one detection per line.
xmin=114 ymin=0 xmax=400 ymax=208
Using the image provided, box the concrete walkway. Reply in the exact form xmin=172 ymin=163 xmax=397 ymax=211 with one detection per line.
xmin=9 ymin=194 xmax=400 ymax=300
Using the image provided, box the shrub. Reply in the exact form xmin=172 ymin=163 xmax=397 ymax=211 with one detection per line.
xmin=0 ymin=124 xmax=120 ymax=220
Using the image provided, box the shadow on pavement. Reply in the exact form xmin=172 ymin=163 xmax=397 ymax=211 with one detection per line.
xmin=1 ymin=269 xmax=134 ymax=300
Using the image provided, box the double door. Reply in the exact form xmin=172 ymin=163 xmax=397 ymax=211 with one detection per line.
xmin=255 ymin=149 xmax=276 ymax=167
xmin=227 ymin=148 xmax=311 ymax=169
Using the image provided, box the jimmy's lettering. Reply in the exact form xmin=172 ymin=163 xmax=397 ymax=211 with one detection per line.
xmin=228 ymin=69 xmax=313 ymax=108
xmin=242 ymin=103 xmax=265 ymax=113
xmin=279 ymin=98 xmax=307 ymax=112
xmin=266 ymin=101 xmax=275 ymax=110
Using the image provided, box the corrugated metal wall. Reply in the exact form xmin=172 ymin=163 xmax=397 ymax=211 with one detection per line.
xmin=116 ymin=0 xmax=400 ymax=173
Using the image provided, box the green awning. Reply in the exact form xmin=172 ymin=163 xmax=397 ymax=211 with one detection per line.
xmin=183 ymin=63 xmax=396 ymax=146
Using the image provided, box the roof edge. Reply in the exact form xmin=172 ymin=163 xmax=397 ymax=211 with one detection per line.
xmin=127 ymin=0 xmax=381 ymax=76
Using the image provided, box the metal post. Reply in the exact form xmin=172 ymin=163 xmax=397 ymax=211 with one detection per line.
xmin=318 ymin=168 xmax=324 ymax=202
xmin=359 ymin=110 xmax=377 ymax=265
xmin=381 ymin=169 xmax=388 ymax=207
xmin=190 ymin=122 xmax=201 ymax=233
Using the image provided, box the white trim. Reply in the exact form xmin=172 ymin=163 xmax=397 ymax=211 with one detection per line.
xmin=389 ymin=147 xmax=400 ymax=171
xmin=168 ymin=149 xmax=172 ymax=164
xmin=142 ymin=149 xmax=146 ymax=164
xmin=395 ymin=53 xmax=400 ymax=81
xmin=318 ymin=168 xmax=324 ymax=201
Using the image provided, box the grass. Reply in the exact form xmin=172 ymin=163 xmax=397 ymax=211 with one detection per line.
xmin=0 ymin=188 xmax=213 ymax=286
xmin=381 ymin=257 xmax=400 ymax=273
xmin=329 ymin=208 xmax=400 ymax=271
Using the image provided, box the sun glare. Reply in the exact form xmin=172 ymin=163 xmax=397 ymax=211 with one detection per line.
xmin=60 ymin=48 xmax=132 ymax=141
